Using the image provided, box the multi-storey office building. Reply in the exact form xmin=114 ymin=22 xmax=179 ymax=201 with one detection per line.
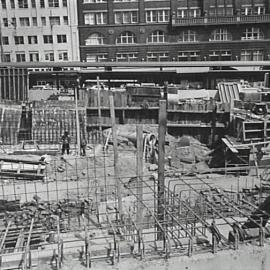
xmin=0 ymin=0 xmax=80 ymax=63
xmin=78 ymin=0 xmax=270 ymax=63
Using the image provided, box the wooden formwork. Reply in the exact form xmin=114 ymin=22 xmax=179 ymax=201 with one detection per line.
xmin=233 ymin=115 xmax=270 ymax=142
xmin=31 ymin=101 xmax=87 ymax=144
xmin=0 ymin=103 xmax=22 ymax=145
xmin=0 ymin=68 xmax=28 ymax=101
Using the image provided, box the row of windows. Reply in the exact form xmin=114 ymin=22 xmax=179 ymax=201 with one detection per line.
xmin=84 ymin=10 xmax=170 ymax=25
xmin=0 ymin=0 xmax=67 ymax=9
xmin=83 ymin=0 xmax=137 ymax=2
xmin=83 ymin=5 xmax=268 ymax=26
xmin=2 ymin=16 xmax=68 ymax=27
xmin=82 ymin=0 xmax=267 ymax=10
xmin=177 ymin=5 xmax=266 ymax=18
xmin=85 ymin=50 xmax=266 ymax=62
xmin=2 ymin=34 xmax=67 ymax=45
xmin=1 ymin=51 xmax=68 ymax=62
xmin=84 ymin=28 xmax=265 ymax=46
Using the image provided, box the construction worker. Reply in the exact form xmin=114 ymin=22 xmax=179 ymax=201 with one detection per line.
xmin=61 ymin=131 xmax=71 ymax=155
xmin=80 ymin=137 xmax=87 ymax=156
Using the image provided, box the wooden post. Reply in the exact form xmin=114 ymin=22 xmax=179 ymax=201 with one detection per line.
xmin=109 ymin=93 xmax=123 ymax=219
xmin=264 ymin=119 xmax=267 ymax=142
xmin=264 ymin=72 xmax=269 ymax=88
xmin=75 ymin=79 xmax=81 ymax=155
xmin=136 ymin=125 xmax=143 ymax=227
xmin=97 ymin=76 xmax=102 ymax=142
xmin=252 ymin=143 xmax=259 ymax=177
xmin=157 ymin=100 xmax=167 ymax=240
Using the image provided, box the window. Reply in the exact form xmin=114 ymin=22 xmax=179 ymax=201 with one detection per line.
xmin=14 ymin=36 xmax=24 ymax=44
xmin=1 ymin=0 xmax=6 ymax=9
xmin=3 ymin=18 xmax=8 ymax=27
xmin=116 ymin=52 xmax=138 ymax=62
xmin=44 ymin=51 xmax=54 ymax=61
xmin=209 ymin=50 xmax=232 ymax=61
xmin=2 ymin=53 xmax=11 ymax=62
xmin=210 ymin=29 xmax=232 ymax=41
xmin=48 ymin=0 xmax=59 ymax=7
xmin=177 ymin=8 xmax=201 ymax=18
xmin=146 ymin=10 xmax=169 ymax=23
xmin=253 ymin=50 xmax=264 ymax=61
xmin=40 ymin=0 xmax=45 ymax=7
xmin=114 ymin=11 xmax=138 ymax=24
xmin=31 ymin=0 xmax=36 ymax=7
xmin=84 ymin=12 xmax=107 ymax=25
xmin=18 ymin=0 xmax=28 ymax=8
xmin=86 ymin=53 xmax=108 ymax=62
xmin=41 ymin=17 xmax=46 ymax=26
xmin=254 ymin=5 xmax=265 ymax=15
xmin=57 ymin=34 xmax=67 ymax=43
xmin=28 ymin=35 xmax=38 ymax=44
xmin=147 ymin=30 xmax=166 ymax=43
xmin=63 ymin=16 xmax=68 ymax=25
xmin=58 ymin=51 xmax=68 ymax=61
xmin=220 ymin=50 xmax=232 ymax=60
xmin=84 ymin=0 xmax=107 ymax=2
xmin=116 ymin=31 xmax=136 ymax=44
xmin=241 ymin=5 xmax=253 ymax=16
xmin=85 ymin=33 xmax=105 ymax=45
xmin=179 ymin=30 xmax=198 ymax=42
xmin=242 ymin=27 xmax=264 ymax=40
xmin=16 ymin=52 xmax=26 ymax=62
xmin=147 ymin=52 xmax=169 ymax=62
xmin=43 ymin=35 xmax=53 ymax=43
xmin=49 ymin=16 xmax=60 ymax=26
xmin=114 ymin=0 xmax=136 ymax=2
xmin=2 ymin=36 xmax=9 ymax=45
xmin=62 ymin=0 xmax=67 ymax=6
xmin=209 ymin=5 xmax=233 ymax=16
xmin=32 ymin=17 xmax=37 ymax=26
xmin=29 ymin=52 xmax=39 ymax=62
xmin=241 ymin=50 xmax=264 ymax=61
xmin=177 ymin=8 xmax=188 ymax=18
xmin=11 ymin=17 xmax=17 ymax=27
xmin=178 ymin=51 xmax=200 ymax=61
xmin=10 ymin=0 xmax=15 ymax=8
xmin=20 ymin=17 xmax=30 ymax=26
xmin=241 ymin=50 xmax=252 ymax=61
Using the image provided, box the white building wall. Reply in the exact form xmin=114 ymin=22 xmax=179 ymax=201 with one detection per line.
xmin=0 ymin=0 xmax=80 ymax=62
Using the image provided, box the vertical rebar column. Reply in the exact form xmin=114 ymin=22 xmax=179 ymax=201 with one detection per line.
xmin=109 ymin=93 xmax=123 ymax=219
xmin=136 ymin=125 xmax=144 ymax=227
xmin=157 ymin=100 xmax=167 ymax=240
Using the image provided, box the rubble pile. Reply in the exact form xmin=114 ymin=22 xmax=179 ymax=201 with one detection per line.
xmin=1 ymin=196 xmax=94 ymax=233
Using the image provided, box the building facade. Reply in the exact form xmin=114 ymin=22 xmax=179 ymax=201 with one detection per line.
xmin=0 ymin=0 xmax=80 ymax=63
xmin=78 ymin=0 xmax=270 ymax=63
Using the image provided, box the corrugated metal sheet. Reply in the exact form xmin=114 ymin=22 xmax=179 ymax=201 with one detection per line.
xmin=217 ymin=82 xmax=240 ymax=103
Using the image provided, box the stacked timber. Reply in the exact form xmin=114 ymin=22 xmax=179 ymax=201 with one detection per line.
xmin=0 ymin=154 xmax=45 ymax=180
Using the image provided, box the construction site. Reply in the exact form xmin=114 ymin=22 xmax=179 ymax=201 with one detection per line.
xmin=1 ymin=63 xmax=270 ymax=270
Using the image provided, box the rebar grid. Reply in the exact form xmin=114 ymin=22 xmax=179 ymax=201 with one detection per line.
xmin=0 ymin=148 xmax=268 ymax=269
